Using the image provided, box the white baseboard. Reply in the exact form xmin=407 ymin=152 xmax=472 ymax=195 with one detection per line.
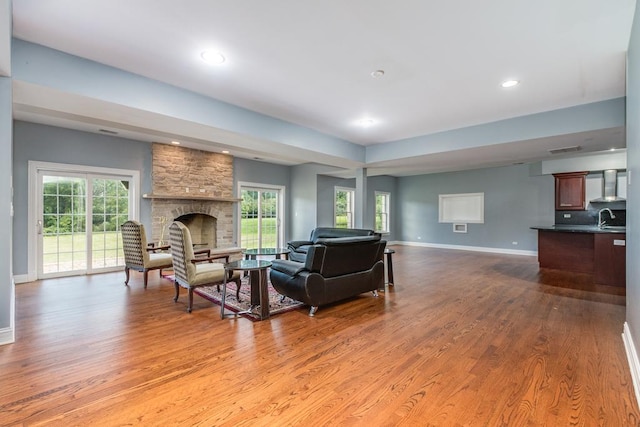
xmin=1 ymin=276 xmax=15 ymax=345
xmin=13 ymin=274 xmax=32 ymax=284
xmin=623 ymin=322 xmax=640 ymax=408
xmin=0 ymin=326 xmax=14 ymax=345
xmin=396 ymin=241 xmax=537 ymax=257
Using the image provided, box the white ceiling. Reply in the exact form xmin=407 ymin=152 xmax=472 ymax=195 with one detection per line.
xmin=9 ymin=0 xmax=637 ymax=176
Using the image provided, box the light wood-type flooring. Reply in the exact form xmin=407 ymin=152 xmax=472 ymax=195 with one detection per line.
xmin=1 ymin=246 xmax=638 ymax=426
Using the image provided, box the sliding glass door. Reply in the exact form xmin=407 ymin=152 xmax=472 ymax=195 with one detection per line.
xmin=239 ymin=184 xmax=284 ymax=250
xmin=34 ymin=163 xmax=137 ymax=279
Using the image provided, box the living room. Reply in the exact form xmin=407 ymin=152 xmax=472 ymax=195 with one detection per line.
xmin=1 ymin=1 xmax=640 ymax=424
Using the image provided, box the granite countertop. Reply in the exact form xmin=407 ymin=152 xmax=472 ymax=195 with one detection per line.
xmin=531 ymin=224 xmax=627 ymax=234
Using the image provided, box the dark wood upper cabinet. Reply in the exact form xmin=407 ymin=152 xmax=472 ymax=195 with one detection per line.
xmin=553 ymin=172 xmax=588 ymax=210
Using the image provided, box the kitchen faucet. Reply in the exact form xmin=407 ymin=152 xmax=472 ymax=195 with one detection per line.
xmin=597 ymin=208 xmax=616 ymax=227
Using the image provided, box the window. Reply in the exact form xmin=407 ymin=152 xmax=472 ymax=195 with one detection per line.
xmin=238 ymin=183 xmax=284 ymax=250
xmin=375 ymin=191 xmax=390 ymax=233
xmin=334 ymin=187 xmax=354 ymax=228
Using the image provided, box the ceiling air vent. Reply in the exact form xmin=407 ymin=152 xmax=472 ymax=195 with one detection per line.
xmin=98 ymin=128 xmax=119 ymax=135
xmin=548 ymin=145 xmax=581 ymax=155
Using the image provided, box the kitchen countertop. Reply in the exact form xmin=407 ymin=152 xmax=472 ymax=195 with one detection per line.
xmin=531 ymin=225 xmax=626 ymax=234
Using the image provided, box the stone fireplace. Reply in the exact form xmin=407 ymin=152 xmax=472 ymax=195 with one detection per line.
xmin=174 ymin=213 xmax=216 ymax=249
xmin=146 ymin=143 xmax=241 ymax=257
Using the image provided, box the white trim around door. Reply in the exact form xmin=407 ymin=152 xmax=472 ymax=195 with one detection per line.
xmin=27 ymin=161 xmax=140 ymax=282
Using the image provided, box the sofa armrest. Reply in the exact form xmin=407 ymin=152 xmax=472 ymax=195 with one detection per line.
xmin=271 ymin=259 xmax=307 ymax=276
xmin=287 ymin=240 xmax=313 ymax=250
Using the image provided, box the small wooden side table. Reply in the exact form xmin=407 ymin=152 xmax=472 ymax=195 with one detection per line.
xmin=222 ymin=259 xmax=272 ymax=320
xmin=384 ymin=248 xmax=395 ymax=286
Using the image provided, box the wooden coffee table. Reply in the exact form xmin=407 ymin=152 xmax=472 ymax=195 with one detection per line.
xmin=221 ymin=259 xmax=272 ymax=320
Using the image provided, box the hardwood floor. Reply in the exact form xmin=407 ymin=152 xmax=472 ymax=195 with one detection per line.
xmin=1 ymin=246 xmax=638 ymax=426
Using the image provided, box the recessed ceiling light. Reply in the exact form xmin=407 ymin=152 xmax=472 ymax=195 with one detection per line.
xmin=200 ymin=50 xmax=226 ymax=65
xmin=357 ymin=118 xmax=376 ymax=128
xmin=171 ymin=141 xmax=181 ymax=145
xmin=371 ymin=70 xmax=385 ymax=78
xmin=222 ymin=150 xmax=230 ymax=154
xmin=501 ymin=79 xmax=519 ymax=88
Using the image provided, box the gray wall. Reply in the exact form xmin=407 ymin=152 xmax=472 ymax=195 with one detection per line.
xmin=367 ymin=175 xmax=398 ymax=239
xmin=289 ymin=163 xmax=349 ymax=241
xmin=396 ymin=164 xmax=554 ymax=252
xmin=0 ymin=76 xmax=12 ymax=335
xmin=290 ymin=164 xmax=320 ymax=241
xmin=626 ymin=2 xmax=640 ymax=372
xmin=317 ymin=175 xmax=355 ymax=228
xmin=12 ymin=121 xmax=153 ymax=275
xmin=316 ymin=174 xmax=398 ymax=241
xmin=12 ymin=122 xmax=300 ymax=276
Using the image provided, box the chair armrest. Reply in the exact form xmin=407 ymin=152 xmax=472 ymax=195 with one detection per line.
xmin=287 ymin=240 xmax=313 ymax=250
xmin=194 ymin=248 xmax=211 ymax=257
xmin=271 ymin=259 xmax=307 ymax=276
xmin=147 ymin=243 xmax=170 ymax=252
xmin=190 ymin=254 xmax=230 ymax=264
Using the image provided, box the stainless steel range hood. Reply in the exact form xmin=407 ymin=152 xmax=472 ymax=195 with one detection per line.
xmin=591 ymin=169 xmax=625 ymax=202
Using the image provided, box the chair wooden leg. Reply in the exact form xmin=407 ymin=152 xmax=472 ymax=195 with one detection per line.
xmin=124 ymin=267 xmax=130 ymax=285
xmin=187 ymin=288 xmax=194 ymax=313
xmin=235 ymin=278 xmax=242 ymax=301
xmin=173 ymin=281 xmax=180 ymax=302
xmin=143 ymin=270 xmax=149 ymax=289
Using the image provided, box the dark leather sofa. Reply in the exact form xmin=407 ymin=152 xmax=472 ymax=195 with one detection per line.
xmin=270 ymin=235 xmax=386 ymax=316
xmin=287 ymin=227 xmax=378 ymax=262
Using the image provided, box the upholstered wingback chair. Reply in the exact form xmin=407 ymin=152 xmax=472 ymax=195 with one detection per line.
xmin=121 ymin=220 xmax=173 ymax=288
xmin=169 ymin=221 xmax=241 ymax=313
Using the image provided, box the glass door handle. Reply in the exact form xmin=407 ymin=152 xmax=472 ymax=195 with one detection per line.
xmin=37 ymin=220 xmax=42 ymax=235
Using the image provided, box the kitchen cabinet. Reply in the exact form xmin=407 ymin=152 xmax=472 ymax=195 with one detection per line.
xmin=533 ymin=227 xmax=626 ymax=288
xmin=537 ymin=230 xmax=594 ymax=274
xmin=594 ymin=233 xmax=626 ymax=287
xmin=554 ymin=171 xmax=587 ymax=210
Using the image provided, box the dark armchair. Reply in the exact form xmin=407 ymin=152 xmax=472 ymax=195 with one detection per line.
xmin=270 ymin=235 xmax=386 ymax=316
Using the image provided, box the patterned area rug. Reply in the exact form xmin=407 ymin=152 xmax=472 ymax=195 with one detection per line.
xmin=194 ymin=276 xmax=305 ymax=321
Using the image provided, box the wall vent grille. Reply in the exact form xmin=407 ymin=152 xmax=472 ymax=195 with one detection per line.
xmin=548 ymin=145 xmax=581 ymax=155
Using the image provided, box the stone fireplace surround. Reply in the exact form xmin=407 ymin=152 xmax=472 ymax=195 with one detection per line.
xmin=146 ymin=143 xmax=242 ymax=259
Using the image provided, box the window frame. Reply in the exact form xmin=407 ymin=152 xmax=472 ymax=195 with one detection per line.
xmin=334 ymin=186 xmax=355 ymax=228
xmin=375 ymin=191 xmax=391 ymax=234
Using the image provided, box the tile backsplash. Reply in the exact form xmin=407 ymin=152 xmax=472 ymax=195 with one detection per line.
xmin=555 ymin=200 xmax=626 ymax=226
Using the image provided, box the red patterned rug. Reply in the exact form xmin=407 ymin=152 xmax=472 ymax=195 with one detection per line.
xmin=194 ymin=276 xmax=305 ymax=321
